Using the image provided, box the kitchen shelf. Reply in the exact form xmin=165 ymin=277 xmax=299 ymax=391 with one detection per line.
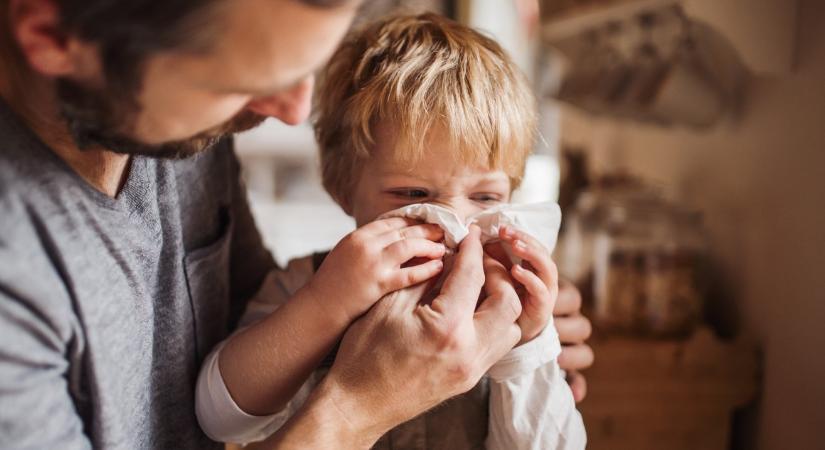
xmin=541 ymin=0 xmax=797 ymax=75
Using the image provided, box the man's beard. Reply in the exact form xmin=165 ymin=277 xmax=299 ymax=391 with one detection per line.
xmin=56 ymin=78 xmax=267 ymax=159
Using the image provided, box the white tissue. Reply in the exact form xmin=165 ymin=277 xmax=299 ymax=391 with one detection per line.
xmin=379 ymin=202 xmax=562 ymax=253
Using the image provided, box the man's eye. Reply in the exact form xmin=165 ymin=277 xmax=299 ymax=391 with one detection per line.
xmin=390 ymin=189 xmax=430 ymax=199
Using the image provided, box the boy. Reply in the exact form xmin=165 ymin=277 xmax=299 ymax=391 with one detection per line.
xmin=196 ymin=13 xmax=585 ymax=449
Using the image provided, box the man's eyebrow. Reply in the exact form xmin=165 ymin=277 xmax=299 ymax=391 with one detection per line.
xmin=238 ymin=67 xmax=319 ymax=96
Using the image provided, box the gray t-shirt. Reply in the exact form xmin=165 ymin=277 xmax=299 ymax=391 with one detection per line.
xmin=0 ymin=99 xmax=276 ymax=449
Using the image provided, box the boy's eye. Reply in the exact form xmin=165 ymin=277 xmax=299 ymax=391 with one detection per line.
xmin=471 ymin=193 xmax=503 ymax=203
xmin=389 ymin=188 xmax=430 ymax=199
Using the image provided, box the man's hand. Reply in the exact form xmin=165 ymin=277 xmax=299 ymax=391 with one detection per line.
xmin=266 ymin=226 xmax=522 ymax=448
xmin=305 ymin=217 xmax=446 ymax=323
xmin=555 ymin=279 xmax=594 ymax=403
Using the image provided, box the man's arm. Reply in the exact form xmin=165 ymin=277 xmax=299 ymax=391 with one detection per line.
xmin=0 ymin=285 xmax=91 ymax=449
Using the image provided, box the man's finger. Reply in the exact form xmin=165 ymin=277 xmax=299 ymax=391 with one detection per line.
xmin=555 ymin=314 xmax=592 ymax=345
xmin=555 ymin=279 xmax=582 ymax=315
xmin=431 ymin=226 xmax=484 ymax=315
xmin=477 ymin=320 xmax=521 ymax=368
xmin=483 ymin=242 xmax=512 ymax=270
xmin=557 ymin=343 xmax=595 ymax=372
xmin=474 ymin=254 xmax=522 ymax=355
xmin=566 ymin=370 xmax=588 ymax=403
xmin=477 ymin=254 xmax=521 ymax=322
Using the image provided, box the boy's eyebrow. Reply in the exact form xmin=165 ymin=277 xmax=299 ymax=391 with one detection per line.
xmin=475 ymin=173 xmax=510 ymax=182
xmin=378 ymin=171 xmax=510 ymax=184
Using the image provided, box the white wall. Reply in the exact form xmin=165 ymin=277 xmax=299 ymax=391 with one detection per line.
xmin=560 ymin=1 xmax=825 ymax=448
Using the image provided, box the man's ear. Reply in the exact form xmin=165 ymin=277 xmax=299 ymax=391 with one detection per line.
xmin=9 ymin=0 xmax=89 ymax=77
xmin=336 ymin=192 xmax=354 ymax=216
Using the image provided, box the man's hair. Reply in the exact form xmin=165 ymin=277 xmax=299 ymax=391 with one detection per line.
xmin=313 ymin=12 xmax=537 ymax=205
xmin=52 ymin=0 xmax=349 ymax=93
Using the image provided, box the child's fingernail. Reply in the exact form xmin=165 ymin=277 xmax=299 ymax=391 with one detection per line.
xmin=514 ymin=240 xmax=527 ymax=250
xmin=503 ymin=227 xmax=516 ymax=238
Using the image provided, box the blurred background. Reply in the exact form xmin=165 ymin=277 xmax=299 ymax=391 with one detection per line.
xmin=234 ymin=1 xmax=824 ymax=449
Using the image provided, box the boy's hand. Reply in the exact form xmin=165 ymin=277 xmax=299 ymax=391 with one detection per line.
xmin=486 ymin=225 xmax=559 ymax=344
xmin=305 ymin=217 xmax=446 ymax=323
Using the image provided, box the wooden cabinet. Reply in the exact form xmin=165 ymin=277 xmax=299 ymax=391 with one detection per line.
xmin=579 ymin=328 xmax=760 ymax=450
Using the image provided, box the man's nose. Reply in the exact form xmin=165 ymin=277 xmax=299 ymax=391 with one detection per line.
xmin=244 ymin=76 xmax=314 ymax=125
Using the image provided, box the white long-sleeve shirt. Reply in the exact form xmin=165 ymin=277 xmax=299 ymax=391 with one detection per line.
xmin=195 ymin=256 xmax=586 ymax=449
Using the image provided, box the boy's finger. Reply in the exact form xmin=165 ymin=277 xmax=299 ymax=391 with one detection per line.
xmin=431 ymin=226 xmax=484 ymax=316
xmin=511 ymin=264 xmax=551 ymax=308
xmin=384 ymin=238 xmax=446 ymax=265
xmin=387 ymin=223 xmax=445 ymax=244
xmin=501 ymin=227 xmax=556 ymax=285
xmin=364 ymin=216 xmax=421 ymax=234
xmin=390 ymin=259 xmax=444 ymax=291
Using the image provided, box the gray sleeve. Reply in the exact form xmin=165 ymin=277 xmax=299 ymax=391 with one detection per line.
xmin=0 ymin=282 xmax=91 ymax=450
xmin=225 ymin=141 xmax=279 ymax=330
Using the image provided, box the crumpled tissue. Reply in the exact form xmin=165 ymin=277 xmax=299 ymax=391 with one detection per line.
xmin=379 ymin=202 xmax=562 ymax=262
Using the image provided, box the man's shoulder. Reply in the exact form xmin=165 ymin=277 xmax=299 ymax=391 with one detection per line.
xmin=0 ymin=143 xmax=74 ymax=245
xmin=0 ymin=154 xmax=46 ymax=236
xmin=0 ymin=163 xmax=74 ymax=333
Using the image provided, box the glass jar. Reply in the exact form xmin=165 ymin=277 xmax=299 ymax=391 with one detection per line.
xmin=556 ymin=181 xmax=660 ymax=304
xmin=592 ymin=200 xmax=707 ymax=338
xmin=642 ymin=208 xmax=707 ymax=337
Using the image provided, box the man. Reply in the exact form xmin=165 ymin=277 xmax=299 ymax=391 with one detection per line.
xmin=0 ymin=0 xmax=593 ymax=448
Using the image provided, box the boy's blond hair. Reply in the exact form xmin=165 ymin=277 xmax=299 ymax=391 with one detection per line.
xmin=313 ymin=12 xmax=537 ymax=206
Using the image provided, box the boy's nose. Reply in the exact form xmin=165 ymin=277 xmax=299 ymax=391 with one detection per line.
xmin=244 ymin=76 xmax=314 ymax=125
xmin=433 ymin=199 xmax=480 ymax=224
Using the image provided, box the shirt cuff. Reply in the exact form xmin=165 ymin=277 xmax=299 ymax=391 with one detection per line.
xmin=195 ymin=343 xmax=280 ymax=443
xmin=487 ymin=319 xmax=562 ymax=382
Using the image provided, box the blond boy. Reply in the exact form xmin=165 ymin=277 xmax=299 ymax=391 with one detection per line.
xmin=196 ymin=13 xmax=585 ymax=449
